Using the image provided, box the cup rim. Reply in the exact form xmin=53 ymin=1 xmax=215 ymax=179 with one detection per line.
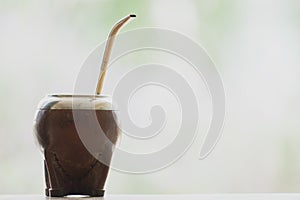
xmin=38 ymin=94 xmax=114 ymax=110
xmin=48 ymin=93 xmax=110 ymax=98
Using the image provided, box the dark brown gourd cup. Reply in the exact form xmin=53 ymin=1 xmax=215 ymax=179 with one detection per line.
xmin=33 ymin=94 xmax=119 ymax=197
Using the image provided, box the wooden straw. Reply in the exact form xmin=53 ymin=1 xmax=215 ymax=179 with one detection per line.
xmin=96 ymin=14 xmax=136 ymax=95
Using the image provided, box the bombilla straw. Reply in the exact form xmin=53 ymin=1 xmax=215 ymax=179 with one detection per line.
xmin=95 ymin=14 xmax=136 ymax=95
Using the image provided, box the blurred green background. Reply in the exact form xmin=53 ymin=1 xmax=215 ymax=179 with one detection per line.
xmin=1 ymin=0 xmax=300 ymax=194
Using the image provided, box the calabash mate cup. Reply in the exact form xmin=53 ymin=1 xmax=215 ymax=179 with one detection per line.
xmin=33 ymin=94 xmax=119 ymax=197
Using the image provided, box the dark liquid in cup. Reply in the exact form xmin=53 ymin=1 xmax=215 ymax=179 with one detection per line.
xmin=34 ymin=109 xmax=118 ymax=197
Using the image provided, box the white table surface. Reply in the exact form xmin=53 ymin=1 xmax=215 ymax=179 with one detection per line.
xmin=1 ymin=194 xmax=300 ymax=200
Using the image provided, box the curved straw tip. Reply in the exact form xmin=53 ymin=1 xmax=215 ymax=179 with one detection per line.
xmin=130 ymin=14 xmax=137 ymax=18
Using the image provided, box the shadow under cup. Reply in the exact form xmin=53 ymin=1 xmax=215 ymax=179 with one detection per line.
xmin=33 ymin=94 xmax=119 ymax=197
